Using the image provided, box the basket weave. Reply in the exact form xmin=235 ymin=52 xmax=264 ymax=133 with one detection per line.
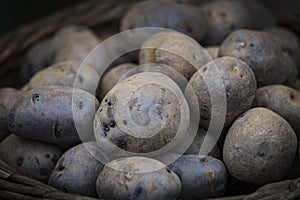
xmin=0 ymin=0 xmax=300 ymax=199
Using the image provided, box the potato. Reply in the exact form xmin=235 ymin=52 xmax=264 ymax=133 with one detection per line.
xmin=49 ymin=142 xmax=108 ymax=196
xmin=139 ymin=32 xmax=211 ymax=80
xmin=121 ymin=0 xmax=207 ymax=41
xmin=200 ymin=0 xmax=252 ymax=45
xmin=205 ymin=46 xmax=219 ymax=59
xmin=96 ymin=63 xmax=137 ymax=100
xmin=0 ymin=135 xmax=62 ymax=183
xmin=96 ymin=156 xmax=181 ymax=200
xmin=189 ymin=56 xmax=256 ymax=129
xmin=219 ymin=29 xmax=297 ymax=87
xmin=25 ymin=61 xmax=99 ymax=94
xmin=223 ymin=107 xmax=297 ymax=185
xmin=184 ymin=127 xmax=220 ymax=158
xmin=94 ymin=72 xmax=189 ymax=153
xmin=8 ymin=86 xmax=99 ymax=145
xmin=252 ymin=85 xmax=300 ymax=138
xmin=264 ymin=27 xmax=300 ymax=76
xmin=169 ymin=155 xmax=227 ymax=199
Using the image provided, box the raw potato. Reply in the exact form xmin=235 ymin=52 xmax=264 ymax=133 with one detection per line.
xmin=26 ymin=61 xmax=100 ymax=94
xmin=121 ymin=0 xmax=207 ymax=41
xmin=189 ymin=56 xmax=256 ymax=129
xmin=252 ymin=85 xmax=300 ymax=138
xmin=223 ymin=108 xmax=297 ymax=185
xmin=219 ymin=29 xmax=297 ymax=87
xmin=184 ymin=127 xmax=220 ymax=158
xmin=94 ymin=72 xmax=189 ymax=153
xmin=139 ymin=32 xmax=211 ymax=80
xmin=205 ymin=46 xmax=219 ymax=59
xmin=168 ymin=155 xmax=227 ymax=199
xmin=201 ymin=0 xmax=252 ymax=45
xmin=97 ymin=63 xmax=137 ymax=100
xmin=0 ymin=135 xmax=62 ymax=183
xmin=49 ymin=142 xmax=108 ymax=197
xmin=8 ymin=86 xmax=99 ymax=145
xmin=96 ymin=156 xmax=181 ymax=200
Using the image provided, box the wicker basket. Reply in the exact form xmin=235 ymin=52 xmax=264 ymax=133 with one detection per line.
xmin=0 ymin=0 xmax=300 ymax=199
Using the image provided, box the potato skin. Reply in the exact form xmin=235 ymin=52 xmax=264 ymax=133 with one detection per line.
xmin=48 ymin=142 xmax=108 ymax=196
xmin=26 ymin=61 xmax=99 ymax=94
xmin=223 ymin=108 xmax=297 ymax=185
xmin=8 ymin=86 xmax=99 ymax=145
xmin=201 ymin=0 xmax=252 ymax=45
xmin=96 ymin=156 xmax=181 ymax=200
xmin=205 ymin=46 xmax=219 ymax=59
xmin=189 ymin=56 xmax=256 ymax=129
xmin=0 ymin=135 xmax=62 ymax=183
xmin=121 ymin=0 xmax=207 ymax=41
xmin=252 ymin=85 xmax=300 ymax=138
xmin=219 ymin=29 xmax=297 ymax=87
xmin=169 ymin=155 xmax=227 ymax=199
xmin=139 ymin=32 xmax=211 ymax=80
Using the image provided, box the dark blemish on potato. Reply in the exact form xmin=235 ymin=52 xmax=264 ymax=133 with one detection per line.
xmin=35 ymin=157 xmax=40 ymax=165
xmin=117 ymin=140 xmax=127 ymax=149
xmin=58 ymin=164 xmax=65 ymax=171
xmin=290 ymin=92 xmax=295 ymax=100
xmin=240 ymin=74 xmax=244 ymax=78
xmin=250 ymin=43 xmax=254 ymax=47
xmin=44 ymin=154 xmax=50 ymax=159
xmin=102 ymin=123 xmax=110 ymax=132
xmin=166 ymin=167 xmax=172 ymax=173
xmin=240 ymin=113 xmax=245 ymax=118
xmin=257 ymin=142 xmax=268 ymax=157
xmin=78 ymin=101 xmax=83 ymax=110
xmin=202 ymin=67 xmax=207 ymax=72
xmin=16 ymin=156 xmax=23 ymax=166
xmin=133 ymin=187 xmax=144 ymax=198
xmin=123 ymin=120 xmax=127 ymax=125
xmin=40 ymin=168 xmax=48 ymax=177
xmin=32 ymin=93 xmax=40 ymax=103
xmin=200 ymin=157 xmax=207 ymax=163
xmin=54 ymin=122 xmax=63 ymax=139
xmin=109 ymin=120 xmax=116 ymax=128
xmin=107 ymin=101 xmax=112 ymax=106
xmin=78 ymin=75 xmax=83 ymax=83
xmin=104 ymin=99 xmax=108 ymax=102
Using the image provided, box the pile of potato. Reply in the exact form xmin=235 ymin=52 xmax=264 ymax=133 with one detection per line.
xmin=1 ymin=0 xmax=300 ymax=199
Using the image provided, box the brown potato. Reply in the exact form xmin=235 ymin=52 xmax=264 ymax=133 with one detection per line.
xmin=252 ymin=85 xmax=300 ymax=138
xmin=223 ymin=108 xmax=297 ymax=185
xmin=121 ymin=0 xmax=207 ymax=41
xmin=189 ymin=56 xmax=256 ymax=129
xmin=0 ymin=135 xmax=62 ymax=183
xmin=139 ymin=32 xmax=211 ymax=80
xmin=8 ymin=86 xmax=99 ymax=145
xmin=219 ymin=29 xmax=297 ymax=87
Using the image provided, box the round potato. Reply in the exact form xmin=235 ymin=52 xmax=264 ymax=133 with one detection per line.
xmin=189 ymin=56 xmax=256 ymax=129
xmin=252 ymin=85 xmax=300 ymax=138
xmin=219 ymin=29 xmax=297 ymax=87
xmin=8 ymin=86 xmax=99 ymax=145
xmin=223 ymin=107 xmax=297 ymax=185
xmin=169 ymin=155 xmax=227 ymax=199
xmin=0 ymin=134 xmax=62 ymax=183
xmin=96 ymin=156 xmax=181 ymax=200
xmin=26 ymin=61 xmax=99 ymax=94
xmin=205 ymin=46 xmax=219 ymax=59
xmin=49 ymin=142 xmax=108 ymax=196
xmin=201 ymin=0 xmax=252 ymax=45
xmin=121 ymin=0 xmax=207 ymax=41
xmin=139 ymin=32 xmax=211 ymax=80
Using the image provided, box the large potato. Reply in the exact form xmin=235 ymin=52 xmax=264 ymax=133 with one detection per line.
xmin=252 ymin=85 xmax=300 ymax=138
xmin=121 ymin=0 xmax=207 ymax=41
xmin=96 ymin=156 xmax=181 ymax=200
xmin=200 ymin=0 xmax=252 ymax=45
xmin=0 ymin=135 xmax=62 ymax=183
xmin=189 ymin=56 xmax=256 ymax=129
xmin=25 ymin=61 xmax=99 ymax=94
xmin=169 ymin=155 xmax=227 ymax=199
xmin=49 ymin=142 xmax=108 ymax=196
xmin=219 ymin=29 xmax=297 ymax=87
xmin=139 ymin=32 xmax=211 ymax=80
xmin=8 ymin=86 xmax=99 ymax=145
xmin=223 ymin=108 xmax=297 ymax=185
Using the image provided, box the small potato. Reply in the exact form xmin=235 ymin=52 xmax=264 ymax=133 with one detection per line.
xmin=121 ymin=0 xmax=207 ymax=41
xmin=223 ymin=108 xmax=297 ymax=185
xmin=168 ymin=155 xmax=227 ymax=199
xmin=189 ymin=56 xmax=256 ymax=129
xmin=201 ymin=0 xmax=252 ymax=45
xmin=184 ymin=127 xmax=220 ymax=158
xmin=219 ymin=29 xmax=297 ymax=87
xmin=205 ymin=46 xmax=219 ymax=59
xmin=0 ymin=135 xmax=62 ymax=183
xmin=252 ymin=85 xmax=300 ymax=138
xmin=49 ymin=142 xmax=108 ymax=196
xmin=26 ymin=61 xmax=99 ymax=94
xmin=8 ymin=86 xmax=99 ymax=145
xmin=96 ymin=156 xmax=181 ymax=200
xmin=96 ymin=63 xmax=137 ymax=100
xmin=94 ymin=72 xmax=189 ymax=153
xmin=139 ymin=32 xmax=211 ymax=80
